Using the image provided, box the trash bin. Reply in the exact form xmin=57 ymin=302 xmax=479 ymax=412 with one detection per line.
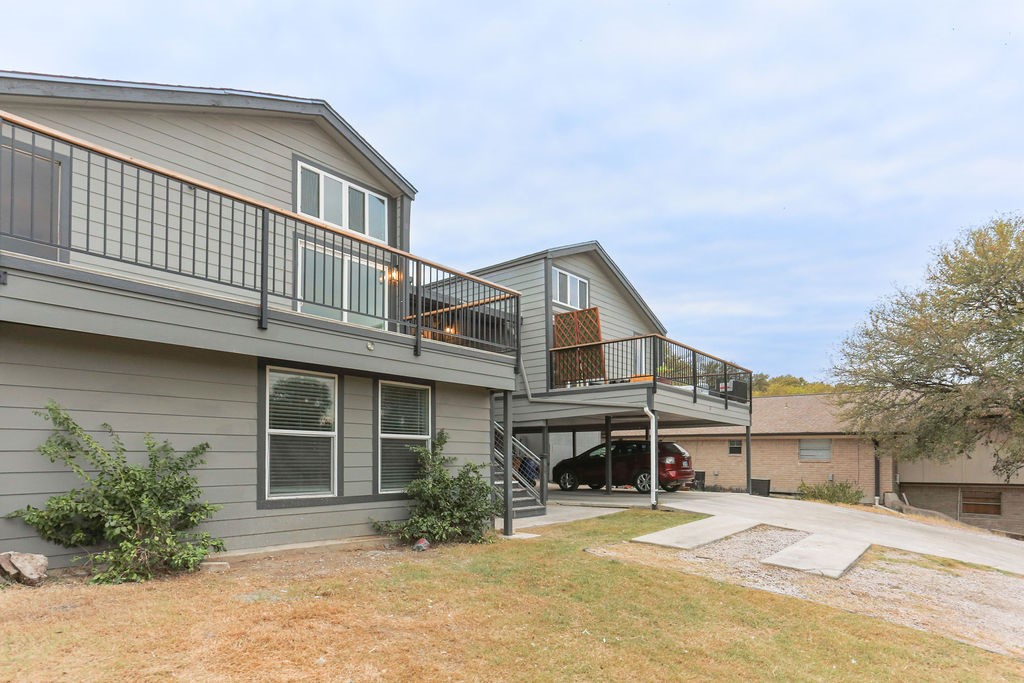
xmin=750 ymin=478 xmax=770 ymax=497
xmin=692 ymin=471 xmax=706 ymax=491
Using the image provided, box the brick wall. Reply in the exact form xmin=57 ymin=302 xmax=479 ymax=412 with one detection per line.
xmin=683 ymin=435 xmax=895 ymax=502
xmin=899 ymin=484 xmax=1024 ymax=536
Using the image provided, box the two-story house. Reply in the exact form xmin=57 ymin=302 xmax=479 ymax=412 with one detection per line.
xmin=0 ymin=72 xmax=520 ymax=565
xmin=473 ymin=242 xmax=753 ymax=513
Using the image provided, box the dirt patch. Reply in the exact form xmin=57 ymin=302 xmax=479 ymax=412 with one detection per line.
xmin=592 ymin=525 xmax=1024 ymax=658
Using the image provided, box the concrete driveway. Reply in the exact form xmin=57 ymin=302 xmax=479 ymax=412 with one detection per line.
xmin=543 ymin=489 xmax=1024 ymax=576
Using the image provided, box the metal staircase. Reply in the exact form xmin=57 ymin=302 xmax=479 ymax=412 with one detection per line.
xmin=493 ymin=422 xmax=546 ymax=518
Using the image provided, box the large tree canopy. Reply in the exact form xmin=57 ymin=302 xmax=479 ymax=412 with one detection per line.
xmin=832 ymin=216 xmax=1024 ymax=482
xmin=752 ymin=373 xmax=836 ymax=397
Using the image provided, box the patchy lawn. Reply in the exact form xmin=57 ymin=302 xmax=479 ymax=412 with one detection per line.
xmin=2 ymin=509 xmax=1022 ymax=682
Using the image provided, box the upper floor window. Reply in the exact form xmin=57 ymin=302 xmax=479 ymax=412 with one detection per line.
xmin=728 ymin=440 xmax=743 ymax=455
xmin=552 ymin=267 xmax=589 ymax=309
xmin=297 ymin=161 xmax=387 ymax=243
xmin=798 ymin=439 xmax=832 ymax=462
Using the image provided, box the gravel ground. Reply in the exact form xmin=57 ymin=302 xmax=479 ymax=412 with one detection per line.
xmin=593 ymin=525 xmax=1024 ymax=659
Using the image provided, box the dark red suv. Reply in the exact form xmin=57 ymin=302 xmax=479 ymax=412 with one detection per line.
xmin=552 ymin=440 xmax=695 ymax=493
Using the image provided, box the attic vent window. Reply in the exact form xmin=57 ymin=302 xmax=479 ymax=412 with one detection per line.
xmin=552 ymin=267 xmax=589 ymax=309
xmin=297 ymin=161 xmax=387 ymax=243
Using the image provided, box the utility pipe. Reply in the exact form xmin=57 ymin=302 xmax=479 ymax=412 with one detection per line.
xmin=643 ymin=402 xmax=658 ymax=510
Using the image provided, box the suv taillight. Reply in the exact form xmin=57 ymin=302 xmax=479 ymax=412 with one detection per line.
xmin=659 ymin=456 xmax=676 ymax=465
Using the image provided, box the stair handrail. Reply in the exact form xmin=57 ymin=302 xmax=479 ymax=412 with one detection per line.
xmin=492 ymin=422 xmax=543 ymax=508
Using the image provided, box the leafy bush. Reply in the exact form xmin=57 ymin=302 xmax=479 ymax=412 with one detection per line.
xmin=374 ymin=430 xmax=500 ymax=544
xmin=797 ymin=479 xmax=864 ymax=505
xmin=8 ymin=402 xmax=225 ymax=583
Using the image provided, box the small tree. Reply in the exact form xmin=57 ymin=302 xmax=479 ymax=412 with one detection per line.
xmin=8 ymin=402 xmax=225 ymax=583
xmin=375 ymin=430 xmax=500 ymax=544
xmin=832 ymin=216 xmax=1024 ymax=482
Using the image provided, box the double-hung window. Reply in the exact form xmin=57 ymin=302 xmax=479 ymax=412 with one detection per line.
xmin=552 ymin=267 xmax=589 ymax=309
xmin=379 ymin=381 xmax=431 ymax=493
xmin=297 ymin=161 xmax=388 ymax=243
xmin=265 ymin=367 xmax=337 ymax=499
xmin=297 ymin=240 xmax=387 ymax=328
xmin=798 ymin=439 xmax=832 ymax=462
xmin=728 ymin=440 xmax=743 ymax=455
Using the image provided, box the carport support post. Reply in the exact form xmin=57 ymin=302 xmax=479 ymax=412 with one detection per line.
xmin=745 ymin=425 xmax=752 ymax=494
xmin=541 ymin=423 xmax=550 ymax=505
xmin=604 ymin=415 xmax=613 ymax=495
xmin=503 ymin=391 xmax=514 ymax=536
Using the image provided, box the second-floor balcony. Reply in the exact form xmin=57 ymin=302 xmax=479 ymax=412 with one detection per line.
xmin=551 ymin=334 xmax=752 ymax=410
xmin=0 ymin=110 xmax=519 ymax=357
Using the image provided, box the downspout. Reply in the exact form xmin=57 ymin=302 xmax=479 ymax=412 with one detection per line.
xmin=642 ymin=395 xmax=657 ymax=510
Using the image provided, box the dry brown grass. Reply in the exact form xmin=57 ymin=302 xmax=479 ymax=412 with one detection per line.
xmin=2 ymin=509 xmax=1022 ymax=682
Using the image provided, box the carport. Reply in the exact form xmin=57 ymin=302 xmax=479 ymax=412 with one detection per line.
xmin=495 ymin=376 xmax=754 ymax=533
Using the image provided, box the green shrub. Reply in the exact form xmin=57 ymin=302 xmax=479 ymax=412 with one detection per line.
xmin=8 ymin=402 xmax=225 ymax=583
xmin=797 ymin=479 xmax=865 ymax=505
xmin=374 ymin=430 xmax=500 ymax=544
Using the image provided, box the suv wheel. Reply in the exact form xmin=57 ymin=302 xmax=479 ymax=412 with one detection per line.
xmin=663 ymin=484 xmax=681 ymax=493
xmin=632 ymin=471 xmax=652 ymax=493
xmin=558 ymin=471 xmax=580 ymax=491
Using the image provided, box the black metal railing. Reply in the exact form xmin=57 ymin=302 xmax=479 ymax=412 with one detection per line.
xmin=550 ymin=334 xmax=752 ymax=409
xmin=0 ymin=111 xmax=519 ymax=355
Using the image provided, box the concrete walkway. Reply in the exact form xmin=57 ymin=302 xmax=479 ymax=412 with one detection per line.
xmin=660 ymin=492 xmax=1024 ymax=576
xmin=530 ymin=489 xmax=1024 ymax=577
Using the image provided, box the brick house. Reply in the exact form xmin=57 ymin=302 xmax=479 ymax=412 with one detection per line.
xmin=661 ymin=394 xmax=895 ymax=503
xmin=662 ymin=393 xmax=1024 ymax=536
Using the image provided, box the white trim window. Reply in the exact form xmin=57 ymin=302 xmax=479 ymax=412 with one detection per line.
xmin=266 ymin=367 xmax=337 ymax=498
xmin=798 ymin=439 xmax=832 ymax=462
xmin=728 ymin=439 xmax=743 ymax=455
xmin=379 ymin=381 xmax=431 ymax=492
xmin=297 ymin=161 xmax=388 ymax=242
xmin=552 ymin=267 xmax=589 ymax=309
xmin=297 ymin=240 xmax=387 ymax=329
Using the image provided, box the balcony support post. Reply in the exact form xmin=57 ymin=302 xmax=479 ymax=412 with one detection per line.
xmin=691 ymin=348 xmax=698 ymax=404
xmin=604 ymin=415 xmax=613 ymax=495
xmin=502 ymin=391 xmax=514 ymax=536
xmin=414 ymin=261 xmax=423 ymax=356
xmin=745 ymin=424 xmax=752 ymax=494
xmin=258 ymin=207 xmax=269 ymax=330
xmin=541 ymin=422 xmax=550 ymax=505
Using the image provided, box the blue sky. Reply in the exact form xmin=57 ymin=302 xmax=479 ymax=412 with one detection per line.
xmin=4 ymin=2 xmax=1022 ymax=380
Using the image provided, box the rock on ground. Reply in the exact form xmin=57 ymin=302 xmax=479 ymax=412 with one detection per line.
xmin=0 ymin=552 xmax=48 ymax=586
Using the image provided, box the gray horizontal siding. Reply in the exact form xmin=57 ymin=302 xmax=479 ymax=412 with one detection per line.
xmin=0 ymin=322 xmax=497 ymax=567
xmin=472 ymin=259 xmax=548 ymax=390
xmin=2 ymin=263 xmax=516 ymax=391
xmin=3 ymin=105 xmax=401 ymax=209
xmin=553 ymin=252 xmax=657 ymax=342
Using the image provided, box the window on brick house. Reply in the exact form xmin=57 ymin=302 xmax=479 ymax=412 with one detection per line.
xmin=728 ymin=440 xmax=742 ymax=455
xmin=961 ymin=490 xmax=1001 ymax=516
xmin=798 ymin=439 xmax=831 ymax=462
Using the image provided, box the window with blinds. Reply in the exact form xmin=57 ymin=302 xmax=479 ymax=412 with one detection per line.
xmin=379 ymin=381 xmax=431 ymax=492
xmin=798 ymin=439 xmax=832 ymax=462
xmin=266 ymin=368 xmax=336 ymax=498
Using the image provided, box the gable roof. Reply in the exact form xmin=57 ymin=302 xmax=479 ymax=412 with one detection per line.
xmin=665 ymin=393 xmax=849 ymax=436
xmin=0 ymin=70 xmax=416 ymax=197
xmin=472 ymin=241 xmax=667 ymax=334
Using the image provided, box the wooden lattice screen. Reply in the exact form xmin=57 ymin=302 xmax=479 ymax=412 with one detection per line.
xmin=551 ymin=307 xmax=605 ymax=386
